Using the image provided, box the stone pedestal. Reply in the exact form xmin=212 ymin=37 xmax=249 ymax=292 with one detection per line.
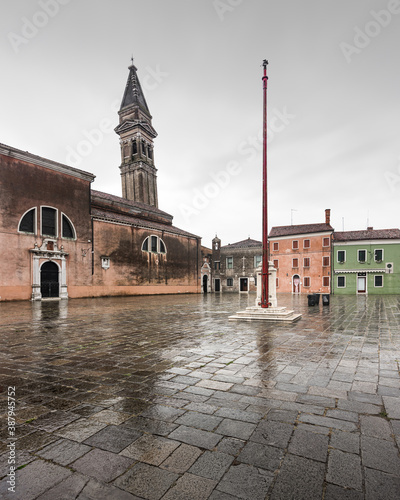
xmin=229 ymin=262 xmax=302 ymax=322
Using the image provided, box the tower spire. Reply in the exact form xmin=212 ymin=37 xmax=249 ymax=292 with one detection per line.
xmin=114 ymin=63 xmax=158 ymax=207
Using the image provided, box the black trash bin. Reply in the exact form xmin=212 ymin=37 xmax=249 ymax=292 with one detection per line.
xmin=313 ymin=293 xmax=320 ymax=305
xmin=308 ymin=294 xmax=316 ymax=306
xmin=322 ymin=294 xmax=330 ymax=306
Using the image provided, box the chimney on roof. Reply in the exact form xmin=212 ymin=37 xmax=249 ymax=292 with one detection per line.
xmin=325 ymin=209 xmax=331 ymax=225
xmin=367 ymin=226 xmax=373 ymax=231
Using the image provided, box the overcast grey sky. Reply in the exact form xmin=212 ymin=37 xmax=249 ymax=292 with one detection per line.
xmin=1 ymin=0 xmax=399 ymax=247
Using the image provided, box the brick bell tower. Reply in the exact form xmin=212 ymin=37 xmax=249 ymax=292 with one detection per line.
xmin=115 ymin=62 xmax=158 ymax=207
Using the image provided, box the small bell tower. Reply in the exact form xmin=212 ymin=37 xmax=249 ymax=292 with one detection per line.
xmin=115 ymin=62 xmax=158 ymax=207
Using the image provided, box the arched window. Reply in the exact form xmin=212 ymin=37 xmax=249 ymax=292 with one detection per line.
xmin=41 ymin=207 xmax=57 ymax=237
xmin=61 ymin=214 xmax=75 ymax=239
xmin=142 ymin=235 xmax=167 ymax=254
xmin=19 ymin=208 xmax=36 ymax=234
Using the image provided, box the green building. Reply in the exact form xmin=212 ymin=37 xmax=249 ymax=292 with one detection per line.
xmin=333 ymin=228 xmax=400 ymax=295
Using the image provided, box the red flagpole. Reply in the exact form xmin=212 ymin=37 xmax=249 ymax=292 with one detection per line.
xmin=261 ymin=60 xmax=269 ymax=308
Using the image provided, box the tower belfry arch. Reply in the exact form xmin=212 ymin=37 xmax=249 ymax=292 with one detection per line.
xmin=115 ymin=63 xmax=158 ymax=207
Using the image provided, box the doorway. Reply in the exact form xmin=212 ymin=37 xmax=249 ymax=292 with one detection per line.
xmin=203 ymin=275 xmax=208 ymax=293
xmin=357 ymin=273 xmax=366 ymax=293
xmin=41 ymin=261 xmax=59 ymax=298
xmin=240 ymin=278 xmax=248 ymax=292
xmin=214 ymin=278 xmax=220 ymax=292
xmin=293 ymin=274 xmax=301 ymax=294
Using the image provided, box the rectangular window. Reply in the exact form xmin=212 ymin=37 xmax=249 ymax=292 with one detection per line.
xmin=303 ymin=239 xmax=310 ymax=249
xmin=337 ymin=276 xmax=346 ymax=288
xmin=337 ymin=250 xmax=346 ymax=263
xmin=227 ymin=278 xmax=233 ymax=286
xmin=41 ymin=207 xmax=57 ymax=237
xmin=132 ymin=141 xmax=137 ymax=155
xmin=323 ymin=256 xmax=330 ymax=267
xmin=292 ymin=258 xmax=299 ymax=268
xmin=374 ymin=249 xmax=383 ymax=262
xmin=148 ymin=146 xmax=153 ymax=159
xmin=273 ymin=242 xmax=279 ymax=251
xmin=323 ymin=237 xmax=330 ymax=247
xmin=254 ymin=255 xmax=262 ymax=268
xmin=323 ymin=276 xmax=330 ymax=287
xmin=303 ymin=257 xmax=310 ymax=268
xmin=273 ymin=259 xmax=279 ymax=269
xmin=292 ymin=240 xmax=299 ymax=250
xmin=303 ymin=277 xmax=310 ymax=287
xmin=358 ymin=249 xmax=366 ymax=262
xmin=151 ymin=235 xmax=158 ymax=252
xmin=214 ymin=261 xmax=220 ymax=270
xmin=374 ymin=275 xmax=383 ymax=287
xmin=226 ymin=257 xmax=233 ymax=269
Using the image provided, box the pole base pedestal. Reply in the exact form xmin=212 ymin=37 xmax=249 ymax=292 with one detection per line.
xmin=229 ymin=305 xmax=302 ymax=322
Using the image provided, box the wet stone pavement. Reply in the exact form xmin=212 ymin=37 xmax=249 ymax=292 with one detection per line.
xmin=1 ymin=293 xmax=400 ymax=500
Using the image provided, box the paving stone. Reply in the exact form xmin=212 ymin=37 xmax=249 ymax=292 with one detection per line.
xmin=162 ymin=473 xmax=218 ymax=500
xmin=361 ymin=435 xmax=400 ymax=475
xmin=174 ymin=410 xmax=223 ymax=431
xmin=326 ymin=449 xmax=362 ymax=490
xmin=89 ymin=409 xmax=131 ymax=425
xmin=120 ymin=434 xmax=179 ymax=465
xmin=330 ymin=430 xmax=360 ymax=454
xmin=184 ymin=402 xmax=218 ymax=414
xmin=76 ymin=477 xmax=141 ymax=499
xmin=365 ymin=467 xmax=400 ymax=500
xmin=160 ymin=443 xmax=202 ymax=473
xmin=269 ymin=454 xmax=325 ymax=500
xmin=216 ymin=437 xmax=245 ymax=456
xmin=382 ymin=396 xmax=400 ymax=419
xmin=27 ymin=410 xmax=80 ymax=431
xmin=280 ymin=400 xmax=326 ymax=415
xmin=324 ymin=483 xmax=364 ymax=500
xmin=140 ymin=404 xmax=185 ymax=422
xmin=209 ymin=491 xmax=240 ymax=500
xmin=189 ymin=450 xmax=234 ymax=480
xmin=237 ymin=441 xmax=284 ymax=471
xmin=217 ymin=463 xmax=274 ymax=500
xmin=14 ymin=430 xmax=58 ymax=452
xmin=114 ymin=462 xmax=178 ymax=500
xmin=196 ymin=380 xmax=233 ymax=391
xmin=391 ymin=419 xmax=400 ymax=435
xmin=288 ymin=428 xmax=329 ymax=462
xmin=250 ymin=420 xmax=293 ymax=449
xmin=83 ymin=425 xmax=142 ymax=452
xmin=347 ymin=391 xmax=382 ymax=405
xmin=37 ymin=438 xmax=91 ymax=465
xmin=297 ymin=422 xmax=331 ymax=435
xmin=35 ymin=473 xmax=89 ymax=500
xmin=296 ymin=394 xmax=336 ymax=408
xmin=72 ymin=447 xmax=134 ymax=482
xmin=266 ymin=408 xmax=298 ymax=424
xmin=299 ymin=414 xmax=357 ymax=431
xmin=360 ymin=415 xmax=392 ymax=440
xmin=122 ymin=416 xmax=178 ymax=436
xmin=55 ymin=418 xmax=107 ymax=442
xmin=337 ymin=399 xmax=381 ymax=415
xmin=325 ymin=409 xmax=359 ymax=422
xmin=215 ymin=418 xmax=256 ymax=440
xmin=214 ymin=407 xmax=262 ymax=424
xmin=0 ymin=459 xmax=71 ymax=500
xmin=184 ymin=386 xmax=215 ymax=397
xmin=168 ymin=425 xmax=222 ymax=450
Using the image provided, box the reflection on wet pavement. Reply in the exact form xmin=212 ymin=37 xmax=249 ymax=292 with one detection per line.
xmin=1 ymin=293 xmax=400 ymax=499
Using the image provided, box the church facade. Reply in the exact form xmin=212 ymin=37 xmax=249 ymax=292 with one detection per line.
xmin=0 ymin=64 xmax=201 ymax=301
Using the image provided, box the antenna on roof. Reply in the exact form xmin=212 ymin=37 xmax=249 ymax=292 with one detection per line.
xmin=342 ymin=217 xmax=345 ymax=231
